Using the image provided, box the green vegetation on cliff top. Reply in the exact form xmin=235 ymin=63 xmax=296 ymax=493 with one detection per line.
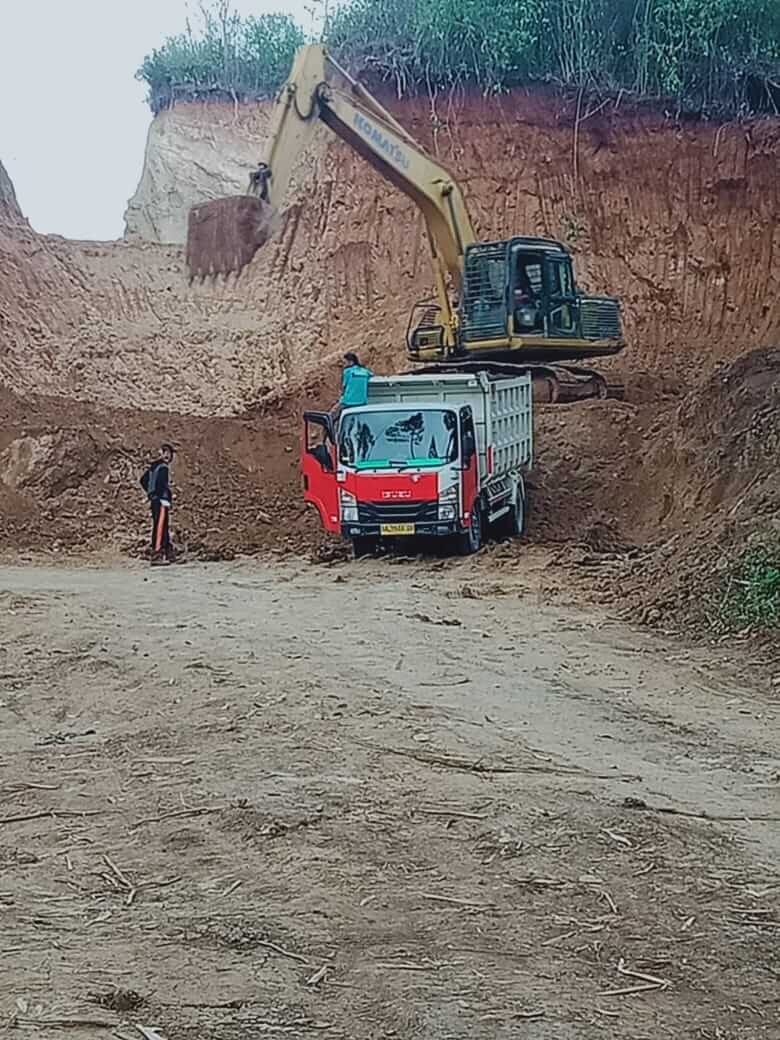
xmin=138 ymin=0 xmax=780 ymax=115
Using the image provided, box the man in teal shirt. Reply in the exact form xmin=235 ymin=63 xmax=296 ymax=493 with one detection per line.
xmin=339 ymin=352 xmax=372 ymax=408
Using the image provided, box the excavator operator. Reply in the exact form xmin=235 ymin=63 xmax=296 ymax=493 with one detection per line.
xmin=513 ymin=257 xmax=541 ymax=331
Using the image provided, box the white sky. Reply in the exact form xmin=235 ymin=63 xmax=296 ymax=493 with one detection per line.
xmin=0 ymin=1 xmax=313 ymax=240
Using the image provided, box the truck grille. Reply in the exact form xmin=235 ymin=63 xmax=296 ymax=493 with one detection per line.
xmin=580 ymin=297 xmax=622 ymax=340
xmin=358 ymin=501 xmax=439 ymax=524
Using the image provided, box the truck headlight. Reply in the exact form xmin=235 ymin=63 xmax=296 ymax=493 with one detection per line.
xmin=339 ymin=489 xmax=358 ymax=523
xmin=438 ymin=485 xmax=458 ymax=521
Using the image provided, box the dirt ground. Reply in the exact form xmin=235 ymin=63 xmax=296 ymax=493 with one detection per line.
xmin=1 ymin=556 xmax=778 ymax=1040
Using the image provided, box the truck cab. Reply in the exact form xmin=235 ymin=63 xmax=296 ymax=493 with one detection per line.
xmin=302 ymin=372 xmax=533 ymax=556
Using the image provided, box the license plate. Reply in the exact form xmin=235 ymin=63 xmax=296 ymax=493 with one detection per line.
xmin=380 ymin=523 xmax=415 ymax=536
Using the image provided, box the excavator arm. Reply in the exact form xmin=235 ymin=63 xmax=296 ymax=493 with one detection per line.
xmin=186 ymin=45 xmax=475 ymax=348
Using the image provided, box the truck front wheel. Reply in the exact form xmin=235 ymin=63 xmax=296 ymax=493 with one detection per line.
xmin=352 ymin=536 xmax=379 ymax=558
xmin=456 ymin=504 xmax=483 ymax=555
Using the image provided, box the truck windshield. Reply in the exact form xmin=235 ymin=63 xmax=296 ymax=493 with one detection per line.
xmin=339 ymin=409 xmax=458 ymax=469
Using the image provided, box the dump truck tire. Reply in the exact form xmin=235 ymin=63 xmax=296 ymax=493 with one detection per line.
xmin=456 ymin=504 xmax=483 ymax=555
xmin=499 ymin=491 xmax=526 ymax=539
xmin=352 ymin=536 xmax=379 ymax=558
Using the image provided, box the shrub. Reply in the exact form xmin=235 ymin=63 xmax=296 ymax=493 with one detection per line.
xmin=718 ymin=538 xmax=780 ymax=630
xmin=327 ymin=0 xmax=780 ymax=112
xmin=137 ymin=3 xmax=304 ymax=114
xmin=137 ymin=0 xmax=780 ymax=115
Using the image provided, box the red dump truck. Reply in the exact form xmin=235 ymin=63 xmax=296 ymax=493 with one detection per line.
xmin=302 ymin=371 xmax=533 ymax=555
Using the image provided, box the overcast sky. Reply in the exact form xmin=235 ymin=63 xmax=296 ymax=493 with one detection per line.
xmin=0 ymin=1 xmax=312 ymax=240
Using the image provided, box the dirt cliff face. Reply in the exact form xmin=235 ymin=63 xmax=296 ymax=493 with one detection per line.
xmin=1 ymin=175 xmax=326 ymax=416
xmin=125 ymin=105 xmax=270 ymax=244
xmin=124 ymin=94 xmax=780 ymax=381
xmin=124 ymin=103 xmax=331 ymax=245
xmin=5 ymin=95 xmax=778 ymax=422
xmin=0 ymin=158 xmax=27 ymax=228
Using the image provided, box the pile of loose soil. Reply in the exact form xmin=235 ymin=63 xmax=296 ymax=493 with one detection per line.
xmin=623 ymin=347 xmax=780 ymax=624
xmin=3 ymin=348 xmax=777 ymax=630
xmin=525 ymin=348 xmax=780 ymax=628
xmin=0 ymin=386 xmax=330 ymax=561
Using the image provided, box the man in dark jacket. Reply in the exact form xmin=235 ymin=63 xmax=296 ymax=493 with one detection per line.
xmin=141 ymin=444 xmax=176 ymax=565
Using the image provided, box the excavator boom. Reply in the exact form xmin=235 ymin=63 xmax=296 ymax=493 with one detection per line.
xmin=186 ymin=44 xmax=472 ymax=347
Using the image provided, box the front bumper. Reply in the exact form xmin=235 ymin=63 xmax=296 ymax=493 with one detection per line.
xmin=342 ymin=521 xmax=459 ymax=539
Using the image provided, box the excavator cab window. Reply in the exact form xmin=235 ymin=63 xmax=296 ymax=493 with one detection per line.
xmin=546 ymin=257 xmax=578 ymax=335
xmin=511 ymin=249 xmax=544 ymax=334
xmin=461 ymin=243 xmax=509 ymax=342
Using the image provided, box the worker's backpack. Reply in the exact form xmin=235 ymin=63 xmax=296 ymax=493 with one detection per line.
xmin=140 ymin=463 xmax=158 ymax=498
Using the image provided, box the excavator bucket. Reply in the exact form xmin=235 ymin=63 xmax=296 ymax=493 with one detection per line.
xmin=185 ymin=196 xmax=277 ymax=280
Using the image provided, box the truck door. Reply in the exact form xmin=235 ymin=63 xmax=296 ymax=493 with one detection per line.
xmin=460 ymin=406 xmax=479 ymax=516
xmin=302 ymin=412 xmax=340 ymax=533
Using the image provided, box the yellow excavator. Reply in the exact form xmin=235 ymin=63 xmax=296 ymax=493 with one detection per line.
xmin=186 ymin=44 xmax=625 ymax=401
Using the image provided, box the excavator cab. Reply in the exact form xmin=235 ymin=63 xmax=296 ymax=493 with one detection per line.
xmin=408 ymin=237 xmax=623 ymax=364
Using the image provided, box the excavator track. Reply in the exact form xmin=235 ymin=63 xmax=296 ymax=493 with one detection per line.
xmin=411 ymin=360 xmax=624 ymax=404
